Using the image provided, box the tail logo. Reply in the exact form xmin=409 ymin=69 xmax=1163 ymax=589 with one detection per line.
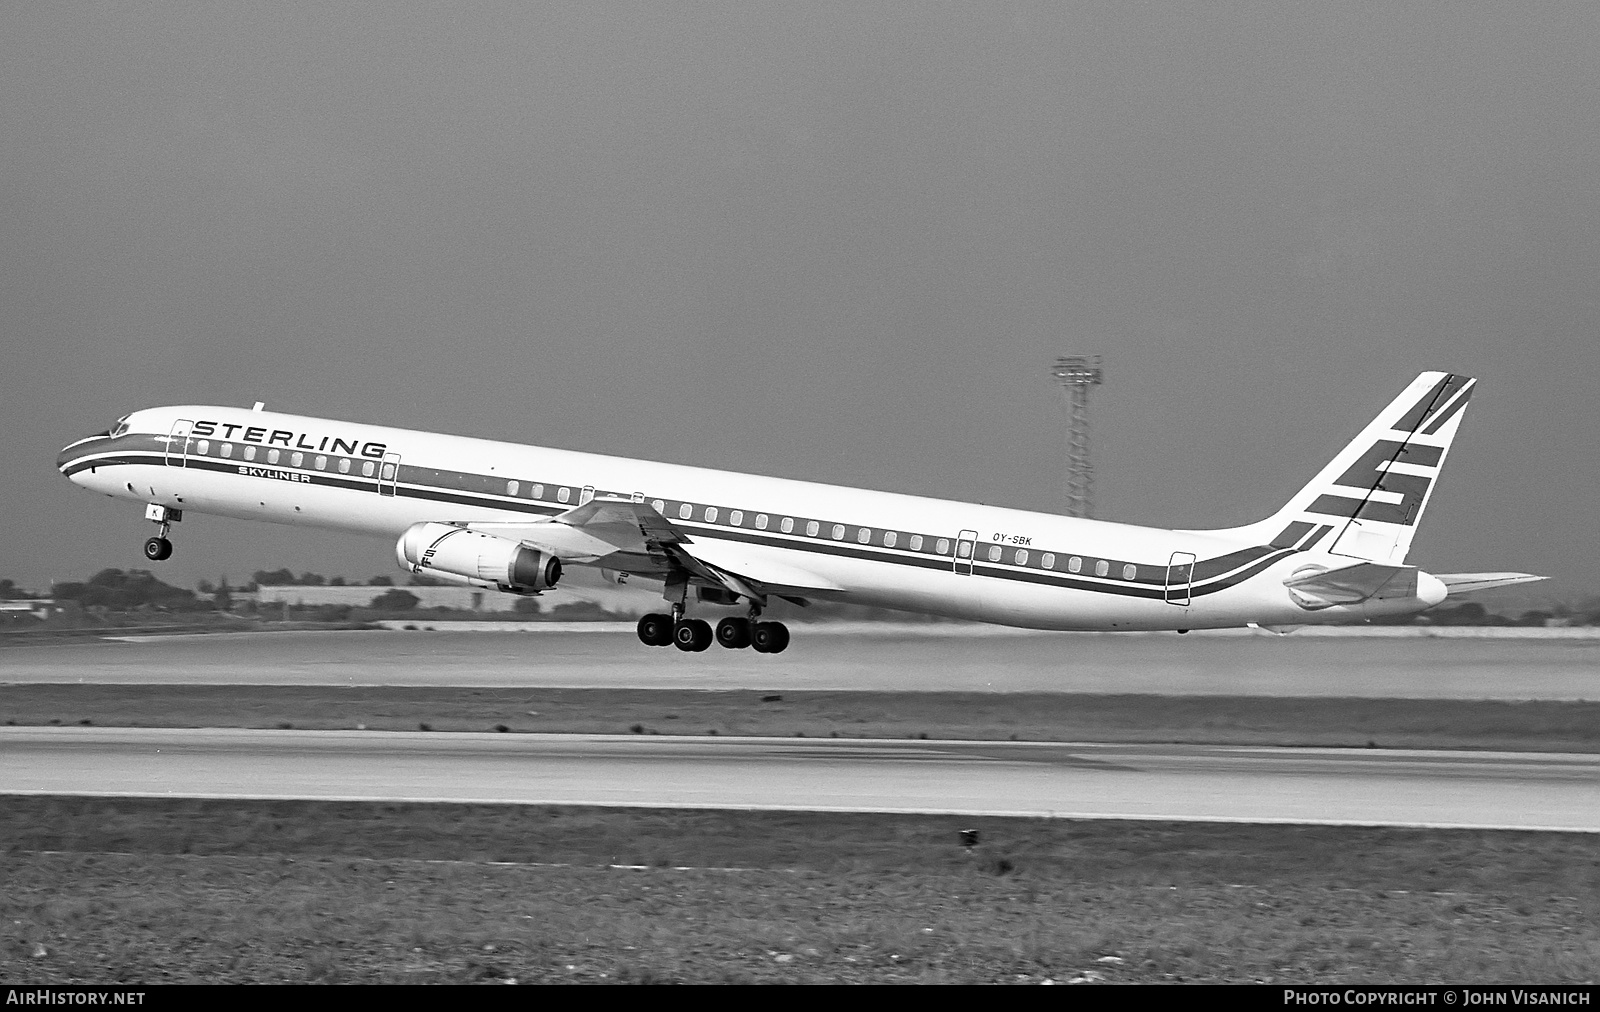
xmin=1307 ymin=439 xmax=1442 ymax=527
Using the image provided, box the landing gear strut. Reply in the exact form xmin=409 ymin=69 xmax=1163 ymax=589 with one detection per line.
xmin=142 ymin=504 xmax=181 ymax=561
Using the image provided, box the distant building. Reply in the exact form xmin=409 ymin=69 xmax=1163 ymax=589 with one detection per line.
xmin=0 ymin=599 xmax=75 ymax=620
xmin=245 ymin=583 xmax=652 ymax=615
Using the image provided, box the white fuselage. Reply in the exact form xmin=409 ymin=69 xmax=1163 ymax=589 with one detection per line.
xmin=58 ymin=404 xmax=1442 ymax=631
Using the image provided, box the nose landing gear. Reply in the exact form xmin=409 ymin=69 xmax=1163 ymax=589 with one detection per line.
xmin=142 ymin=504 xmax=181 ymax=561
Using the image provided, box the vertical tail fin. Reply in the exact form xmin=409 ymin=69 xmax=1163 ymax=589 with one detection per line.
xmin=1216 ymin=371 xmax=1475 ymax=564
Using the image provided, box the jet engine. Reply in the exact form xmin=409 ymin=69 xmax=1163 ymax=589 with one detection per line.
xmin=396 ymin=522 xmax=562 ymax=594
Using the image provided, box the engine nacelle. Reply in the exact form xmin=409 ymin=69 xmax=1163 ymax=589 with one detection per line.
xmin=396 ymin=522 xmax=562 ymax=594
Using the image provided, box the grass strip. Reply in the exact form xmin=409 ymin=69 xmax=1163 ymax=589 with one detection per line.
xmin=3 ymin=797 xmax=1597 ymax=983
xmin=3 ymin=685 xmax=1600 ymax=751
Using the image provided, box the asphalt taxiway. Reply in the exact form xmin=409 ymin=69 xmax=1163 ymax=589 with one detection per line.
xmin=4 ymin=727 xmax=1596 ymax=832
xmin=4 ymin=627 xmax=1598 ymax=698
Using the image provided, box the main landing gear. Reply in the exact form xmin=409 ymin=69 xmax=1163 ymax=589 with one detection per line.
xmin=142 ymin=504 xmax=181 ymax=561
xmin=635 ymin=609 xmax=790 ymax=653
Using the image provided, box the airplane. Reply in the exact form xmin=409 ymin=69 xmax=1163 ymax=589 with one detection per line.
xmin=56 ymin=371 xmax=1542 ymax=652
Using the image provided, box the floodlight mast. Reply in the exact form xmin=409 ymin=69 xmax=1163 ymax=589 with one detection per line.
xmin=1051 ymin=355 xmax=1103 ymax=519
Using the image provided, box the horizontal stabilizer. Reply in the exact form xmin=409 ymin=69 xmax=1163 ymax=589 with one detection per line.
xmin=1435 ymin=572 xmax=1548 ymax=595
xmin=1283 ymin=562 xmax=1416 ymax=610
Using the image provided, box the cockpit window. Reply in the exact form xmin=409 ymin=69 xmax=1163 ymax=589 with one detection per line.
xmin=108 ymin=416 xmax=130 ymax=438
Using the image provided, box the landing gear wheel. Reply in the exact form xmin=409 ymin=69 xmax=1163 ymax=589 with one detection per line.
xmin=143 ymin=536 xmax=173 ymax=561
xmin=637 ymin=613 xmax=674 ymax=647
xmin=751 ymin=621 xmax=789 ymax=654
xmin=715 ymin=616 xmax=752 ymax=649
xmin=673 ymin=618 xmax=713 ymax=652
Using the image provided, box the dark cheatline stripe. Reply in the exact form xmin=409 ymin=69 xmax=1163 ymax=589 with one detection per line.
xmin=1191 ymin=546 xmax=1280 ymax=581
xmin=68 ymin=441 xmax=1302 ymax=603
xmin=1271 ymin=521 xmax=1315 ymax=549
xmin=1191 ymin=550 xmax=1296 ymax=598
xmin=1420 ymin=383 xmax=1473 ymax=435
xmin=1298 ymin=524 xmax=1334 ymax=550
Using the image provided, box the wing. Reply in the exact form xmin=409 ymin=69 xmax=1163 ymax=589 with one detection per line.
xmin=466 ymin=496 xmax=842 ymax=603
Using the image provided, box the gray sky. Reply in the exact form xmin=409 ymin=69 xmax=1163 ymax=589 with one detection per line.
xmin=5 ymin=3 xmax=1597 ymax=602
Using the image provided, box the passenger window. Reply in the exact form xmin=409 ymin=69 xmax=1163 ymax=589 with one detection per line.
xmin=755 ymin=514 xmax=769 ymax=530
xmin=884 ymin=531 xmax=897 ymax=548
xmin=1068 ymin=556 xmax=1082 ymax=573
xmin=382 ymin=463 xmax=395 ymax=480
xmin=705 ymin=507 xmax=718 ymax=523
xmin=1042 ymin=553 xmax=1055 ymax=569
xmin=244 ymin=445 xmax=256 ymax=461
xmin=936 ymin=538 xmax=950 ymax=555
xmin=558 ymin=487 xmax=571 ymax=503
xmin=220 ymin=443 xmax=233 ymax=458
xmin=806 ymin=520 xmax=820 ymax=537
xmin=1095 ymin=560 xmax=1110 ymax=577
xmin=678 ymin=503 xmax=692 ymax=519
xmin=362 ymin=461 xmax=375 ymax=477
xmin=290 ymin=452 xmax=303 ymax=467
xmin=267 ymin=449 xmax=280 ymax=464
xmin=987 ymin=545 xmax=1002 ymax=562
xmin=314 ymin=455 xmax=326 ymax=470
xmin=1016 ymin=549 xmax=1028 ymax=566
xmin=1123 ymin=564 xmax=1137 ymax=580
xmin=531 ymin=484 xmax=544 ymax=500
xmin=652 ymin=499 xmax=664 ymax=512
xmin=196 ymin=439 xmax=210 ymax=455
xmin=780 ymin=517 xmax=794 ymax=533
xmin=831 ymin=523 xmax=844 ymax=540
xmin=338 ymin=458 xmax=351 ymax=474
xmin=730 ymin=510 xmax=743 ymax=526
xmin=909 ymin=535 xmax=923 ymax=551
xmin=857 ymin=528 xmax=871 ymax=544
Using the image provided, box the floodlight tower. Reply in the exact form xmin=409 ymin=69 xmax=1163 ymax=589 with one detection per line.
xmin=1051 ymin=355 xmax=1103 ymax=518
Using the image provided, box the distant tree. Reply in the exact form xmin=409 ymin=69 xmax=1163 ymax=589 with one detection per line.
xmin=368 ymin=576 xmax=394 ymax=586
xmin=215 ymin=577 xmax=232 ymax=611
xmin=1428 ymin=601 xmax=1490 ymax=626
xmin=253 ymin=568 xmax=296 ymax=587
xmin=298 ymin=572 xmax=326 ymax=586
xmin=370 ymin=588 xmax=420 ymax=611
xmin=197 ymin=579 xmax=216 ymax=595
xmin=52 ymin=569 xmax=200 ymax=611
xmin=513 ymin=596 xmax=540 ymax=614
xmin=328 ymin=576 xmax=346 ymax=586
xmin=0 ymin=578 xmax=24 ymax=599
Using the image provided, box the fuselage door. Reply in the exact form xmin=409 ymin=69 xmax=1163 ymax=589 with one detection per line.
xmin=953 ymin=529 xmax=979 ymax=575
xmin=1166 ymin=552 xmax=1196 ymax=606
xmin=379 ymin=452 xmax=402 ymax=497
xmin=165 ymin=419 xmax=194 ymax=467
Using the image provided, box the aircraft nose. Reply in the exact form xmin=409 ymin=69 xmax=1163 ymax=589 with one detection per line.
xmin=57 ymin=435 xmax=103 ymax=477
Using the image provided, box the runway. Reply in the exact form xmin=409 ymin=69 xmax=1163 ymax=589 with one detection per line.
xmin=4 ymin=628 xmax=1599 ymax=698
xmin=4 ymin=727 xmax=1596 ymax=832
